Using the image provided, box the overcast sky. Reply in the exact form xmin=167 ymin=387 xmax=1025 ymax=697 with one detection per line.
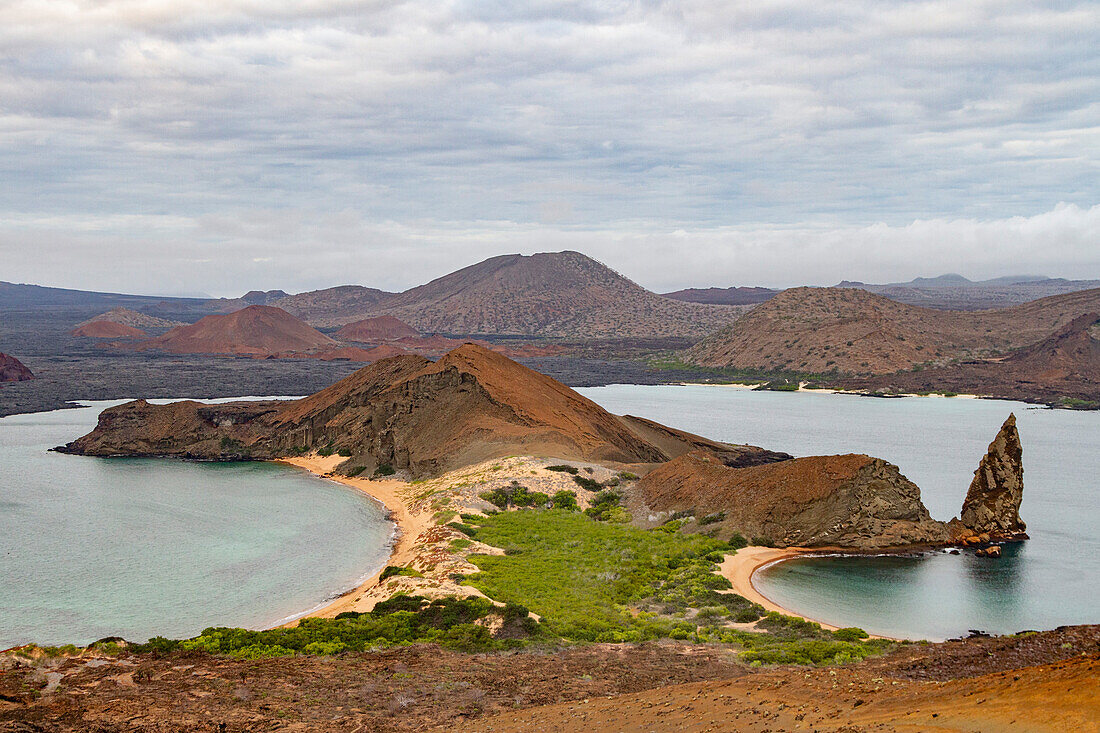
xmin=1 ymin=0 xmax=1097 ymax=296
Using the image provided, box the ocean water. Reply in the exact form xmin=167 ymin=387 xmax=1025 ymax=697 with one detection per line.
xmin=578 ymin=385 xmax=1100 ymax=640
xmin=0 ymin=400 xmax=393 ymax=649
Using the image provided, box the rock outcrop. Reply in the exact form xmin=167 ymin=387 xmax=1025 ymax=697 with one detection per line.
xmin=0 ymin=353 xmax=34 ymax=383
xmin=636 ymin=415 xmax=1029 ymax=550
xmin=955 ymin=414 xmax=1027 ymax=542
xmin=638 ymin=451 xmax=950 ymax=549
xmin=60 ymin=344 xmax=765 ymax=476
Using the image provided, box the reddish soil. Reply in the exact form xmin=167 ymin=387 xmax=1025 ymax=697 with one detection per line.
xmin=70 ymin=321 xmax=147 ymax=339
xmin=0 ymin=353 xmax=34 ymax=383
xmin=126 ymin=305 xmax=336 ymax=357
xmin=2 ymin=627 xmax=1095 ymax=733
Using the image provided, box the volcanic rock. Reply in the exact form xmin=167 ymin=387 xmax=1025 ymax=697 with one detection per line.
xmin=335 ymin=316 xmax=419 ymax=342
xmin=128 ymin=305 xmax=336 ymax=357
xmin=71 ymin=321 xmax=147 ymax=339
xmin=0 ymin=353 xmax=34 ymax=383
xmin=638 ymin=451 xmax=950 ymax=549
xmin=956 ymin=414 xmax=1027 ymax=542
xmin=60 ymin=344 xmax=749 ymax=476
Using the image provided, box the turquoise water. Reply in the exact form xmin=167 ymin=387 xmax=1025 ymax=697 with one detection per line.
xmin=578 ymin=385 xmax=1100 ymax=640
xmin=0 ymin=400 xmax=393 ymax=649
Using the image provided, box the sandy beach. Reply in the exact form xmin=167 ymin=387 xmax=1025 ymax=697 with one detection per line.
xmin=716 ymin=547 xmax=844 ymax=629
xmin=276 ymin=455 xmax=432 ymax=619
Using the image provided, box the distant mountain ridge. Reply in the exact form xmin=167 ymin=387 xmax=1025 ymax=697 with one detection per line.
xmin=660 ymin=286 xmax=779 ymax=306
xmin=270 ymin=252 xmax=744 ymax=338
xmin=836 ymin=274 xmax=1100 ymax=310
xmin=685 ymin=286 xmax=1100 ymax=375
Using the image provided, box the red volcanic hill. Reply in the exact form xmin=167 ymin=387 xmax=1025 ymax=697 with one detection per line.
xmin=133 ymin=305 xmax=336 ymax=356
xmin=72 ymin=321 xmax=147 ymax=339
xmin=335 ymin=316 xmax=419 ymax=342
xmin=0 ymin=353 xmax=34 ymax=383
xmin=63 ymin=343 xmax=779 ymax=476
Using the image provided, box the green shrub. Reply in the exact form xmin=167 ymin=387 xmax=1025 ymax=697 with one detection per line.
xmin=551 ymin=490 xmax=579 ymax=511
xmin=545 ymin=464 xmax=579 ymax=474
xmin=130 ymin=595 xmax=541 ymax=658
xmin=374 ymin=464 xmax=396 ymax=477
xmin=699 ymin=512 xmax=726 ymax=526
xmin=379 ymin=565 xmax=423 ymax=581
xmin=833 ymin=627 xmax=869 ymax=641
xmin=749 ymin=536 xmax=776 ymax=547
xmin=572 ymin=475 xmax=603 ymax=492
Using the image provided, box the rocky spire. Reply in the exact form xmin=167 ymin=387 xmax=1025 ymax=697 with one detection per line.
xmin=957 ymin=414 xmax=1027 ymax=542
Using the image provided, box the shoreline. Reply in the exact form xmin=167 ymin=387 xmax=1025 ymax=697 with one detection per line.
xmin=679 ymin=381 xmax=983 ymax=400
xmin=718 ymin=547 xmax=899 ymax=640
xmin=274 ymin=455 xmax=428 ymax=622
xmin=717 ymin=548 xmax=845 ymax=632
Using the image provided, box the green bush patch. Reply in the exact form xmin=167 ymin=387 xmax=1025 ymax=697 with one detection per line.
xmin=131 ymin=596 xmax=542 ymax=658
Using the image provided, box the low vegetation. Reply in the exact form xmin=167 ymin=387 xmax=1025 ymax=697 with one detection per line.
xmin=131 ymin=596 xmax=542 ymax=658
xmin=457 ymin=510 xmax=892 ymax=664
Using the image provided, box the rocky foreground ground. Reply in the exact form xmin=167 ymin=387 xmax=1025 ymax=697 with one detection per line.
xmin=1 ymin=626 xmax=1097 ymax=732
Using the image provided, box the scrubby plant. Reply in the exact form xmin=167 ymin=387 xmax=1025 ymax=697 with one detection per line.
xmin=374 ymin=464 xmax=396 ymax=477
xmin=572 ymin=475 xmax=603 ymax=492
xmin=379 ymin=565 xmax=423 ymax=581
xmin=130 ymin=595 xmax=542 ymax=657
xmin=545 ymin=464 xmax=579 ymax=474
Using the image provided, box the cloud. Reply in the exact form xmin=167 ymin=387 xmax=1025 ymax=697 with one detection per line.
xmin=0 ymin=0 xmax=1096 ymax=293
xmin=2 ymin=203 xmax=1098 ymax=295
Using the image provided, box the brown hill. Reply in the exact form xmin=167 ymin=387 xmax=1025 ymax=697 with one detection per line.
xmin=639 ymin=451 xmax=947 ymax=548
xmin=293 ymin=252 xmax=744 ymax=337
xmin=334 ymin=315 xmax=419 ymax=342
xmin=0 ymin=353 xmax=34 ymax=383
xmin=270 ymin=285 xmax=396 ymax=324
xmin=76 ymin=307 xmax=184 ymax=330
xmin=61 ymin=344 xmax=775 ymax=476
xmin=71 ymin=321 xmax=147 ymax=339
xmin=685 ymin=286 xmax=1100 ymax=375
xmin=661 ymin=286 xmax=780 ymax=305
xmin=130 ymin=305 xmax=336 ymax=357
xmin=636 ymin=416 xmax=1023 ymax=549
xmin=835 ymin=313 xmax=1100 ymax=405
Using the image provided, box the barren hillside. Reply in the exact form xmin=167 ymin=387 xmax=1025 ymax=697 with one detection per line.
xmin=685 ymin=286 xmax=1100 ymax=374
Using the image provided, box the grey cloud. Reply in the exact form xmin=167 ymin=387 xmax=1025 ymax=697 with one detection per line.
xmin=0 ymin=0 xmax=1096 ymax=293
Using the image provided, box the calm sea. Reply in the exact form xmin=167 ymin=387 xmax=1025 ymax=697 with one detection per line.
xmin=0 ymin=399 xmax=393 ymax=649
xmin=578 ymin=385 xmax=1100 ymax=640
